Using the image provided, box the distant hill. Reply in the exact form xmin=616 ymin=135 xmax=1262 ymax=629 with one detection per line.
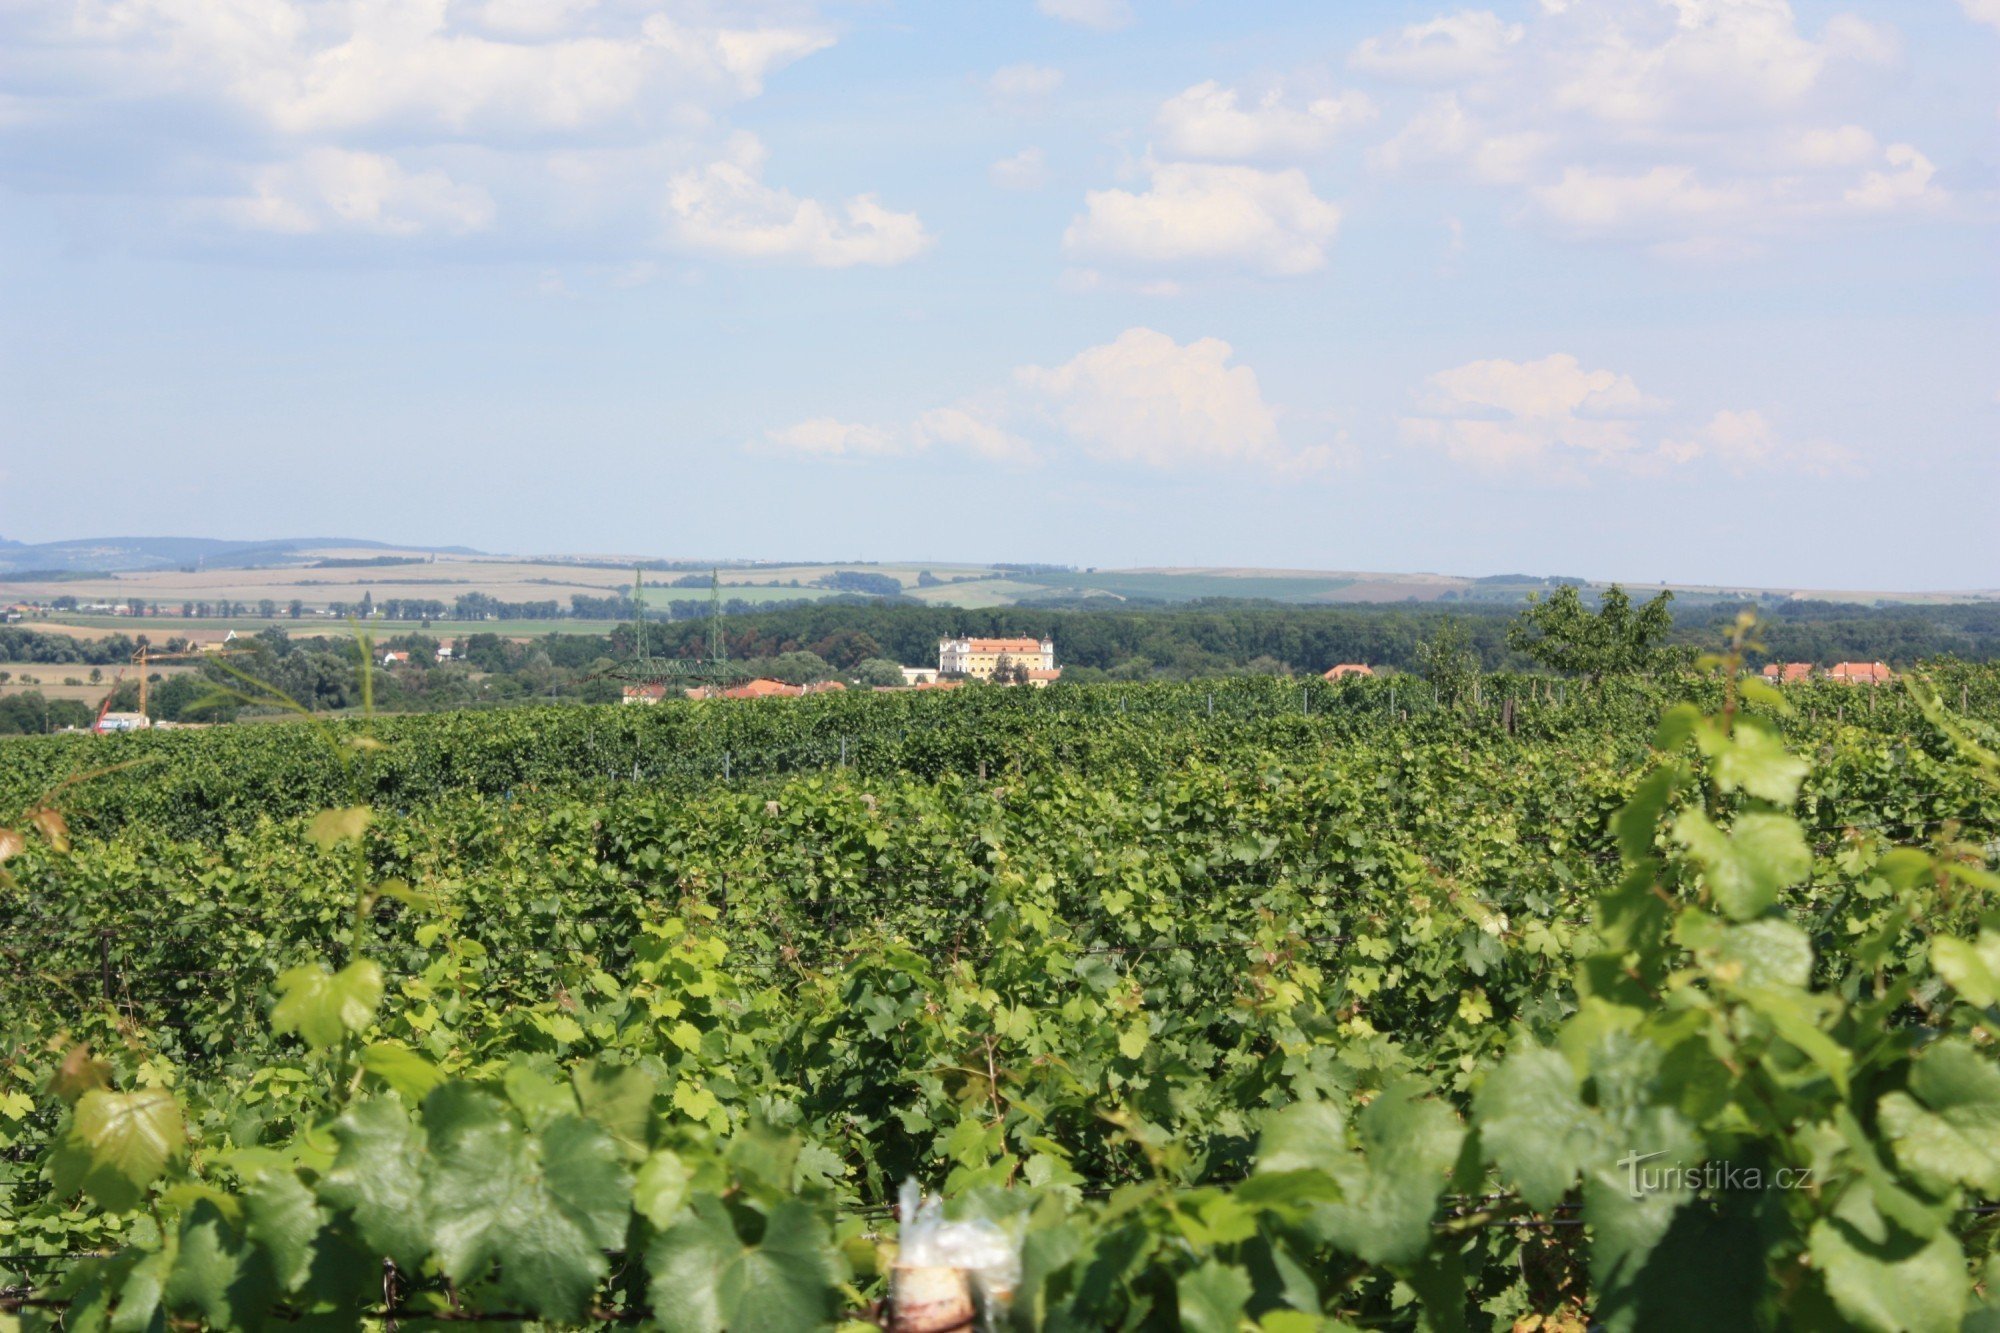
xmin=0 ymin=536 xmax=480 ymax=576
xmin=0 ymin=539 xmax=1989 ymax=610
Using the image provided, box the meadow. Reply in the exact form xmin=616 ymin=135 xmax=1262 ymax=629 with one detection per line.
xmin=2 ymin=661 xmax=1999 ymax=1329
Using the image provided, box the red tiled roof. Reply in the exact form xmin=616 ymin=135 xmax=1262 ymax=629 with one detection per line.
xmin=1323 ymin=664 xmax=1374 ymax=679
xmin=1829 ymin=661 xmax=1892 ymax=684
xmin=1025 ymin=668 xmax=1062 ymax=680
xmin=1761 ymin=663 xmax=1814 ymax=683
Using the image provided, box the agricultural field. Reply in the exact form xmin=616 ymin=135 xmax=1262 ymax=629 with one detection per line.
xmin=9 ymin=544 xmax=1992 ymax=635
xmin=3 ymin=662 xmax=2000 ymax=1329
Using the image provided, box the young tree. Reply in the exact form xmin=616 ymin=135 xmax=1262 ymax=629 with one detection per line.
xmin=1416 ymin=617 xmax=1480 ymax=707
xmin=852 ymin=658 xmax=907 ymax=688
xmin=1507 ymin=584 xmax=1676 ymax=680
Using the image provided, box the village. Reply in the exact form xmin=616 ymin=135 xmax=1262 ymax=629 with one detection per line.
xmin=619 ymin=635 xmax=1062 ymax=704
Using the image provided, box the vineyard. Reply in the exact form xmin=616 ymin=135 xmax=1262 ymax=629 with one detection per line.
xmin=4 ymin=652 xmax=2000 ymax=1330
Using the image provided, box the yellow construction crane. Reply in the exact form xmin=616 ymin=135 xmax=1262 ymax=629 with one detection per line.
xmin=128 ymin=644 xmax=244 ymax=718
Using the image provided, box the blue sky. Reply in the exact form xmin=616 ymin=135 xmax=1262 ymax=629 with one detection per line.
xmin=0 ymin=0 xmax=1994 ymax=589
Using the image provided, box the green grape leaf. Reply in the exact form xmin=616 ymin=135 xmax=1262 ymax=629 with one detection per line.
xmin=1880 ymin=1039 xmax=2000 ymax=1195
xmin=1314 ymin=1083 xmax=1462 ymax=1266
xmin=646 ymin=1196 xmax=842 ymax=1333
xmin=1653 ymin=703 xmax=1701 ymax=754
xmin=1703 ymin=716 xmax=1808 ymax=805
xmin=244 ymin=1170 xmax=324 ymax=1291
xmin=163 ymin=1200 xmax=270 ymax=1331
xmin=1475 ymin=1045 xmax=1603 ymax=1211
xmin=1736 ymin=986 xmax=1852 ymax=1094
xmin=320 ymin=1096 xmax=432 ymax=1271
xmin=573 ymin=1060 xmax=657 ymax=1163
xmin=1808 ymin=1213 xmax=1968 ymax=1333
xmin=1176 ymin=1259 xmax=1252 ymax=1333
xmin=306 ymin=806 xmax=372 ymax=850
xmin=423 ymin=1085 xmax=631 ymax=1321
xmin=1932 ymin=933 xmax=2000 ymax=1007
xmin=358 ymin=1043 xmax=445 ymax=1102
xmin=1714 ymin=918 xmax=1814 ymax=990
xmin=1254 ymin=1100 xmax=1347 ymax=1177
xmin=108 ymin=1243 xmax=176 ymax=1333
xmin=50 ymin=1087 xmax=185 ymax=1213
xmin=271 ymin=960 xmax=384 ymax=1050
xmin=1673 ymin=810 xmax=1809 ymax=922
xmin=635 ymin=1149 xmax=694 ymax=1228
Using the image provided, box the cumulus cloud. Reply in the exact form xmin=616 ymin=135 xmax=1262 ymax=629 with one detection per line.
xmin=989 ymin=63 xmax=1064 ymax=98
xmin=1351 ymin=10 xmax=1524 ymax=81
xmin=1368 ymin=95 xmax=1549 ymax=183
xmin=18 ymin=0 xmax=832 ymax=141
xmin=759 ymin=418 xmax=904 ymax=458
xmin=912 ymin=407 xmax=1035 ymax=462
xmin=1963 ymin=0 xmax=2000 ymax=32
xmin=1017 ymin=328 xmax=1332 ymax=471
xmin=1402 ymin=353 xmax=1663 ymax=474
xmin=1155 ymin=82 xmax=1375 ymax=160
xmin=760 ymin=329 xmax=1334 ymax=474
xmin=1660 ymin=409 xmax=1857 ymax=474
xmin=1547 ymin=1 xmax=1893 ymax=127
xmin=0 ymin=0 xmax=941 ymax=260
xmin=1036 ymin=0 xmax=1135 ymax=32
xmin=1402 ymin=354 xmax=1847 ymax=479
xmin=1063 ymin=162 xmax=1341 ymax=275
xmin=215 ymin=149 xmax=494 ymax=235
xmin=1358 ymin=0 xmax=1944 ymax=255
xmin=990 ymin=147 xmax=1051 ymax=191
xmin=1844 ymin=144 xmax=1945 ymax=211
xmin=665 ymin=135 xmax=931 ymax=266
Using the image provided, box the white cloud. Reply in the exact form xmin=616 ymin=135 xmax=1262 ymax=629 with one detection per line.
xmin=990 ymin=147 xmax=1051 ymax=191
xmin=1547 ymin=0 xmax=1893 ymax=127
xmin=1401 ymin=353 xmax=1665 ymax=475
xmin=1532 ymin=164 xmax=1750 ymax=233
xmin=666 ymin=135 xmax=931 ymax=266
xmin=1844 ymin=144 xmax=1945 ymax=211
xmin=1790 ymin=124 xmax=1878 ymax=168
xmin=759 ymin=329 xmax=1332 ymax=475
xmin=1017 ymin=328 xmax=1334 ymax=472
xmin=1403 ymin=355 xmax=1852 ymax=478
xmin=28 ymin=0 xmax=832 ymax=140
xmin=912 ymin=407 xmax=1034 ymax=462
xmin=1351 ymin=10 xmax=1524 ymax=81
xmin=1368 ymin=95 xmax=1549 ymax=183
xmin=1063 ymin=162 xmax=1341 ymax=275
xmin=216 ymin=148 xmax=494 ymax=235
xmin=760 ymin=418 xmax=904 ymax=458
xmin=0 ymin=1 xmax=926 ymax=259
xmin=1357 ymin=0 xmax=1941 ymax=255
xmin=1155 ymin=81 xmax=1374 ymax=160
xmin=1660 ymin=409 xmax=1856 ymax=474
xmin=1963 ymin=0 xmax=2000 ymax=32
xmin=989 ymin=63 xmax=1063 ymax=98
xmin=1036 ymin=0 xmax=1135 ymax=32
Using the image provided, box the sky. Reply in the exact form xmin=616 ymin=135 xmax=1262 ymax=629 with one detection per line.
xmin=0 ymin=0 xmax=1994 ymax=590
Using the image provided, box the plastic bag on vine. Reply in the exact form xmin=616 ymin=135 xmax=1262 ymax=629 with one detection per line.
xmin=892 ymin=1179 xmax=1021 ymax=1332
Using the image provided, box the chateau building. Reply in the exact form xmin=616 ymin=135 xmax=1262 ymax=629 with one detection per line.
xmin=938 ymin=635 xmax=1056 ymax=681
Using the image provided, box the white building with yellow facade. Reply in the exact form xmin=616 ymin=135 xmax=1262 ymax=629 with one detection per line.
xmin=937 ymin=635 xmax=1057 ymax=682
